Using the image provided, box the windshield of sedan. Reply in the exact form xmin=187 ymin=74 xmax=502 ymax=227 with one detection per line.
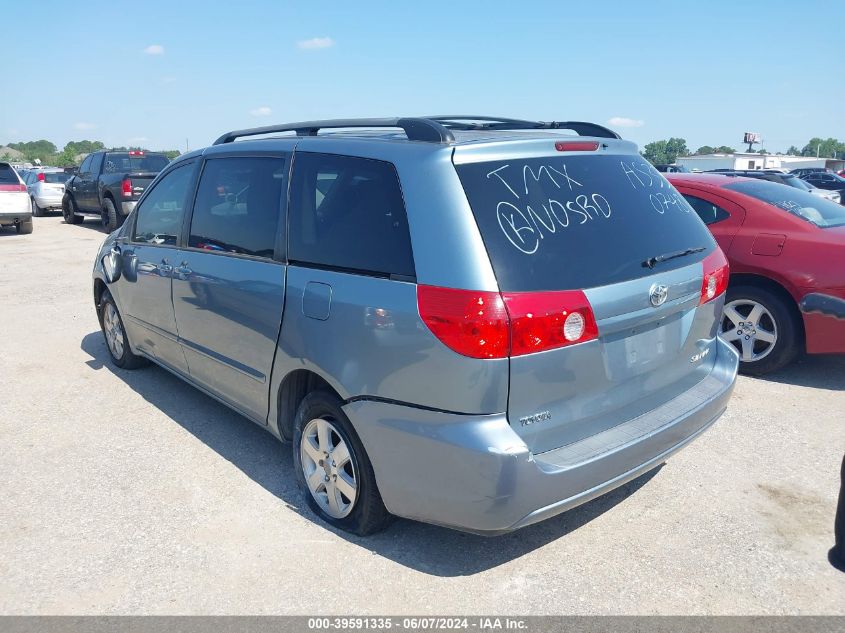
xmin=725 ymin=180 xmax=845 ymax=228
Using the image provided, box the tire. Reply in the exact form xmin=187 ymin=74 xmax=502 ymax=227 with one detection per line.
xmin=31 ymin=198 xmax=43 ymax=217
xmin=63 ymin=195 xmax=83 ymax=224
xmin=16 ymin=219 xmax=33 ymax=234
xmin=99 ymin=291 xmax=148 ymax=369
xmin=721 ymin=285 xmax=801 ymax=375
xmin=102 ymin=198 xmax=120 ymax=233
xmin=292 ymin=391 xmax=392 ymax=535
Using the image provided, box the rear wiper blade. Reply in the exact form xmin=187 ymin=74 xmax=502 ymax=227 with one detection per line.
xmin=642 ymin=246 xmax=706 ymax=269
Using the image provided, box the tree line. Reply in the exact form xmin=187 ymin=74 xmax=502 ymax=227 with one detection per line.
xmin=0 ymin=139 xmax=181 ymax=166
xmin=642 ymin=137 xmax=845 ymax=166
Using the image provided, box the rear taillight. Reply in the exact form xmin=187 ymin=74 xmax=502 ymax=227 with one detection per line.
xmin=121 ymin=178 xmax=132 ymax=197
xmin=700 ymin=248 xmax=730 ymax=304
xmin=37 ymin=172 xmax=45 ymax=181
xmin=503 ymin=290 xmax=598 ymax=356
xmin=417 ymin=286 xmax=509 ymax=359
xmin=417 ymin=285 xmax=598 ymax=359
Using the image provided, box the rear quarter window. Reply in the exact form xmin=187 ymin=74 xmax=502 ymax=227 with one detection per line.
xmin=0 ymin=164 xmax=20 ymax=184
xmin=456 ymin=154 xmax=716 ymax=291
xmin=289 ymin=153 xmax=415 ymax=278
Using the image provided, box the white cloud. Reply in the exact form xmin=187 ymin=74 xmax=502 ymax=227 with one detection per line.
xmin=297 ymin=37 xmax=334 ymax=50
xmin=74 ymin=122 xmax=96 ymax=131
xmin=249 ymin=106 xmax=272 ymax=117
xmin=143 ymin=44 xmax=165 ymax=56
xmin=607 ymin=116 xmax=645 ymax=128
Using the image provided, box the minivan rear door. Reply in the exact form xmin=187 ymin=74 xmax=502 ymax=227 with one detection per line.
xmin=454 ymin=143 xmax=724 ymax=454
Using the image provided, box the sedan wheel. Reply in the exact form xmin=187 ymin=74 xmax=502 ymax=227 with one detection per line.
xmin=299 ymin=417 xmax=358 ymax=519
xmin=721 ymin=299 xmax=778 ymax=362
xmin=103 ymin=302 xmax=125 ymax=361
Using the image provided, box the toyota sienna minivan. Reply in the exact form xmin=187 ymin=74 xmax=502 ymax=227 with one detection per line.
xmin=92 ymin=116 xmax=739 ymax=535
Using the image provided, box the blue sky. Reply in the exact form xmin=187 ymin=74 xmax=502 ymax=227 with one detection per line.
xmin=3 ymin=1 xmax=842 ymax=153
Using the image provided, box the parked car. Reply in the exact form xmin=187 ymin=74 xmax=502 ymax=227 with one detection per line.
xmin=0 ymin=162 xmax=33 ymax=234
xmin=63 ymin=150 xmax=170 ymax=231
xmin=668 ymin=173 xmax=845 ymax=374
xmin=654 ymin=164 xmax=688 ymax=173
xmin=790 ymin=167 xmax=830 ymax=177
xmin=92 ymin=116 xmax=738 ymax=536
xmin=800 ymin=171 xmax=845 ymax=203
xmin=709 ymin=169 xmax=841 ymax=204
xmin=23 ymin=167 xmax=71 ymax=216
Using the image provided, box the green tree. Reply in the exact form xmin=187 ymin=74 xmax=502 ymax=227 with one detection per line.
xmin=786 ymin=145 xmax=801 ymax=156
xmin=55 ymin=147 xmax=79 ymax=167
xmin=695 ymin=145 xmax=715 ymax=155
xmin=159 ymin=150 xmax=181 ymax=160
xmin=63 ymin=140 xmax=105 ymax=156
xmin=8 ymin=140 xmax=58 ymax=162
xmin=714 ymin=146 xmax=736 ymax=154
xmin=642 ymin=138 xmax=689 ymax=165
xmin=801 ymin=137 xmax=845 ymax=158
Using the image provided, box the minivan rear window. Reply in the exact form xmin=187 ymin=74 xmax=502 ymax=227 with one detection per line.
xmin=0 ymin=164 xmax=19 ymax=184
xmin=456 ymin=155 xmax=716 ymax=291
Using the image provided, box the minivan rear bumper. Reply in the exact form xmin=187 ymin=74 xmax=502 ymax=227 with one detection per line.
xmin=343 ymin=336 xmax=739 ymax=535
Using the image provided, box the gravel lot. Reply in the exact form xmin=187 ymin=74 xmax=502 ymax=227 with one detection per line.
xmin=1 ymin=215 xmax=843 ymax=615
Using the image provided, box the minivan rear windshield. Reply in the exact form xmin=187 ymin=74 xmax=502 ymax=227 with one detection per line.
xmin=455 ymin=154 xmax=716 ymax=291
xmin=724 ymin=180 xmax=845 ymax=228
xmin=0 ymin=165 xmax=19 ymax=184
xmin=103 ymin=153 xmax=169 ymax=174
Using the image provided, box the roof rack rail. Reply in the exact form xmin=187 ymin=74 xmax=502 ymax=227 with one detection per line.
xmin=425 ymin=115 xmax=621 ymax=139
xmin=213 ymin=118 xmax=455 ymax=145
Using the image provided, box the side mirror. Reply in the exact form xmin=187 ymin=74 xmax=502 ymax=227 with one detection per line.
xmin=102 ymin=246 xmax=122 ymax=283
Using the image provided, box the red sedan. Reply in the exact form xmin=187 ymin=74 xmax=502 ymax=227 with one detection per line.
xmin=668 ymin=173 xmax=845 ymax=374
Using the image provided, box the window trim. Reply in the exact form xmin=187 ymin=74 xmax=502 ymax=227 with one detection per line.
xmin=286 ymin=151 xmax=417 ymax=279
xmin=179 ymin=153 xmax=291 ymax=264
xmin=128 ymin=159 xmax=199 ymax=248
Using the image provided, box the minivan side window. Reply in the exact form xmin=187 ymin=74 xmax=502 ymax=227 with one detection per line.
xmin=289 ymin=153 xmax=415 ymax=277
xmin=682 ymin=195 xmax=731 ymax=225
xmin=188 ymin=157 xmax=286 ymax=259
xmin=79 ymin=155 xmax=92 ymax=174
xmin=132 ymin=163 xmax=195 ymax=246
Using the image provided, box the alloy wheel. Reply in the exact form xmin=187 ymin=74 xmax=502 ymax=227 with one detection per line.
xmin=103 ymin=303 xmax=125 ymax=360
xmin=720 ymin=299 xmax=778 ymax=362
xmin=299 ymin=417 xmax=358 ymax=519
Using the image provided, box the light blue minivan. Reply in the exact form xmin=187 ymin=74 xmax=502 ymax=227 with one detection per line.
xmin=93 ymin=116 xmax=739 ymax=535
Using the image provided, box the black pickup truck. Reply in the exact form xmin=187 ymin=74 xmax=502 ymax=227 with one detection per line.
xmin=62 ymin=150 xmax=170 ymax=231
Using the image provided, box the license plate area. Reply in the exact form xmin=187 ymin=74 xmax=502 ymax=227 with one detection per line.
xmin=604 ymin=314 xmax=684 ymax=379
